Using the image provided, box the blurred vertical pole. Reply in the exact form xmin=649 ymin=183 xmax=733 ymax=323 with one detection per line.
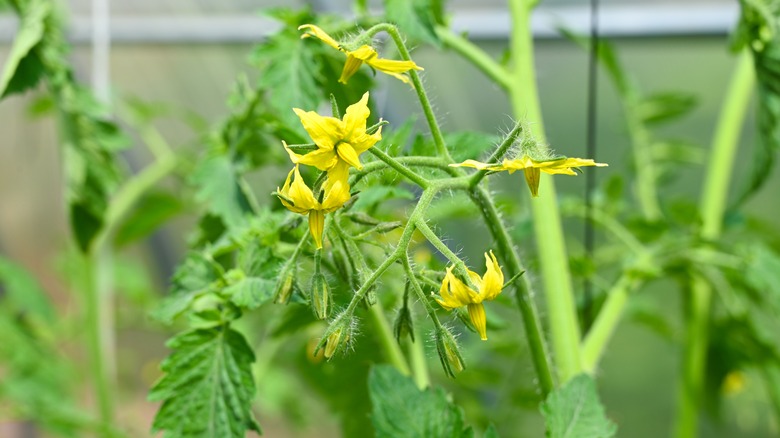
xmin=89 ymin=0 xmax=117 ymax=431
xmin=582 ymin=0 xmax=599 ymax=331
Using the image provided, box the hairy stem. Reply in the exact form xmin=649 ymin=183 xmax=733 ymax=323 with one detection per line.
xmin=469 ymin=121 xmax=525 ymax=187
xmin=368 ymin=147 xmax=430 ymax=188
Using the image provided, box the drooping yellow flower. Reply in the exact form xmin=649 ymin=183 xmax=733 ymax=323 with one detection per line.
xmin=277 ymin=165 xmax=350 ymax=249
xmin=299 ymin=24 xmax=423 ymax=84
xmin=286 ymin=92 xmax=381 ymax=174
xmin=435 ymin=251 xmax=505 ymax=340
xmin=453 ymin=156 xmax=608 ymax=197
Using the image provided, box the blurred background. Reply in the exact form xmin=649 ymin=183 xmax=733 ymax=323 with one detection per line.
xmin=1 ymin=0 xmax=778 ymax=437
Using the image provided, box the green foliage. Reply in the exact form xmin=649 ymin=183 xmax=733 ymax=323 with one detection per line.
xmin=369 ymin=365 xmax=473 ymax=438
xmin=540 ymin=374 xmax=617 ymax=438
xmin=0 ymin=0 xmax=48 ymax=98
xmin=384 ymin=0 xmax=442 ymax=46
xmin=733 ymin=0 xmax=780 ymax=204
xmin=114 ymin=191 xmax=185 ymax=247
xmin=191 ymin=155 xmax=254 ymax=230
xmin=149 ymin=326 xmax=262 ymax=437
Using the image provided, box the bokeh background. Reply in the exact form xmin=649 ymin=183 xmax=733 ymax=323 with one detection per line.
xmin=1 ymin=0 xmax=778 ymax=436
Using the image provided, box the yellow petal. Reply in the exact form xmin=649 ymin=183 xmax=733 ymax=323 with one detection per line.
xmin=350 ymin=125 xmax=382 ymax=154
xmin=293 ymin=108 xmax=342 ymax=150
xmin=336 ymin=142 xmax=363 ymax=169
xmin=480 ymin=251 xmax=504 ymax=301
xmin=298 ymin=24 xmax=341 ymax=51
xmin=501 ymin=156 xmax=537 ymax=172
xmin=436 ymin=271 xmax=458 ymax=310
xmin=288 ymin=165 xmax=318 ymax=211
xmin=308 ymin=210 xmax=325 ymax=249
xmin=447 ymin=267 xmax=479 ymax=305
xmin=450 ymin=159 xmax=493 ymax=170
xmin=343 ymin=92 xmax=370 ymax=138
xmin=467 ymin=269 xmax=483 ymax=292
xmin=467 ymin=303 xmax=488 ymax=340
xmin=367 ymin=57 xmax=423 ymax=74
xmin=325 ymin=161 xmax=351 ymax=190
xmin=321 ymin=175 xmax=350 ymax=212
xmin=347 ymin=45 xmax=378 ymax=61
xmin=295 ymin=148 xmax=339 ymax=172
xmin=523 ymin=168 xmax=541 ymax=197
xmin=339 ymin=54 xmax=364 ymax=84
xmin=556 ymin=157 xmax=608 ymax=168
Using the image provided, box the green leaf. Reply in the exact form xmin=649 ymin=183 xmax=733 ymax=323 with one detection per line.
xmin=0 ymin=256 xmax=54 ymax=321
xmin=384 ymin=0 xmax=441 ymax=46
xmin=0 ymin=0 xmax=49 ymax=98
xmin=446 ymin=131 xmax=500 ymax=162
xmin=636 ymin=92 xmax=698 ymax=125
xmin=379 ymin=117 xmax=416 ymax=156
xmin=225 ymin=277 xmax=275 ymax=310
xmin=540 ymin=374 xmax=617 ymax=438
xmin=252 ymin=19 xmax=322 ymax=129
xmin=369 ymin=365 xmax=471 ymax=438
xmin=152 ymin=252 xmax=221 ymax=325
xmin=191 ymin=155 xmax=254 ymax=230
xmin=114 ymin=191 xmax=185 ymax=247
xmin=741 ymin=242 xmax=780 ymax=314
xmin=149 ymin=326 xmax=261 ymax=437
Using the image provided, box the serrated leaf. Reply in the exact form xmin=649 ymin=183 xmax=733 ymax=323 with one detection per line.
xmin=0 ymin=0 xmax=49 ymax=98
xmin=149 ymin=326 xmax=261 ymax=437
xmin=224 ymin=277 xmax=275 ymax=310
xmin=192 ymin=155 xmax=253 ymax=230
xmin=252 ymin=22 xmax=322 ymax=129
xmin=384 ymin=0 xmax=441 ymax=46
xmin=152 ymin=252 xmax=221 ymax=325
xmin=369 ymin=365 xmax=471 ymax=438
xmin=541 ymin=374 xmax=617 ymax=438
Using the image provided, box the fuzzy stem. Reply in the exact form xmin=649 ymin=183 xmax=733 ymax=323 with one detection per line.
xmin=368 ymin=147 xmax=430 ymax=188
xmin=365 ymin=23 xmax=453 ymax=162
xmin=469 ymin=121 xmax=525 ymax=187
xmin=508 ymin=0 xmax=582 ymax=384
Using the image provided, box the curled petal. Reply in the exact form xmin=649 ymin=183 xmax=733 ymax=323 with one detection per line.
xmin=523 ymin=168 xmax=541 ymax=197
xmin=343 ymin=92 xmax=370 ymax=137
xmin=450 ymin=159 xmax=493 ymax=170
xmin=480 ymin=251 xmax=504 ymax=301
xmin=339 ymin=54 xmax=365 ymax=84
xmin=287 ymin=166 xmax=318 ymax=211
xmin=336 ymin=142 xmax=362 ymax=170
xmin=298 ymin=24 xmax=341 ymax=51
xmin=321 ymin=176 xmax=350 ymax=212
xmin=348 ymin=45 xmax=378 ymax=61
xmin=286 ymin=143 xmax=339 ymax=171
xmin=367 ymin=57 xmax=423 ymax=74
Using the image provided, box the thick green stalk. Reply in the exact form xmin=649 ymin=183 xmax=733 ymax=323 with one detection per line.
xmin=675 ymin=51 xmax=753 ymax=438
xmin=435 ymin=26 xmax=512 ymax=90
xmin=508 ymin=0 xmax=582 ymax=383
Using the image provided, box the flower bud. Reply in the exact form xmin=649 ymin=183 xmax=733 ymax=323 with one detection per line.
xmin=310 ymin=272 xmax=330 ymax=320
xmin=273 ymin=262 xmax=296 ymax=305
xmin=393 ymin=305 xmax=415 ymax=343
xmin=317 ymin=314 xmax=355 ymax=359
xmin=435 ymin=326 xmax=465 ymax=378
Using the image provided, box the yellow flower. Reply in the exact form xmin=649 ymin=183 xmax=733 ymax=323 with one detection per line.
xmin=435 ymin=251 xmax=504 ymax=340
xmin=286 ymin=92 xmax=381 ymax=175
xmin=299 ymin=24 xmax=423 ymax=84
xmin=277 ymin=165 xmax=350 ymax=249
xmin=453 ymin=156 xmax=608 ymax=197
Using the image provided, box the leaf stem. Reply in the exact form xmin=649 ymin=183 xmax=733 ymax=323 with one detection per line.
xmin=368 ymin=147 xmax=430 ymax=188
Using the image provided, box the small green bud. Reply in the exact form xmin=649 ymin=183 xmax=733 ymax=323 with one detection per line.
xmin=393 ymin=305 xmax=415 ymax=343
xmin=345 ymin=212 xmax=381 ymax=226
xmin=273 ymin=262 xmax=296 ymax=305
xmin=435 ymin=326 xmax=465 ymax=378
xmin=373 ymin=221 xmax=403 ymax=234
xmin=317 ymin=313 xmax=355 ymax=359
xmin=310 ymin=272 xmax=331 ymax=320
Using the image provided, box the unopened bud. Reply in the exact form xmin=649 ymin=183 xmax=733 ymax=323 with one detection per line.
xmin=318 ymin=314 xmax=355 ymax=359
xmin=345 ymin=212 xmax=381 ymax=226
xmin=373 ymin=221 xmax=403 ymax=234
xmin=435 ymin=326 xmax=465 ymax=378
xmin=310 ymin=272 xmax=330 ymax=320
xmin=273 ymin=262 xmax=296 ymax=304
xmin=393 ymin=305 xmax=415 ymax=343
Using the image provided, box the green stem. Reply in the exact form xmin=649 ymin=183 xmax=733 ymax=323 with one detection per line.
xmin=435 ymin=26 xmax=512 ymax=90
xmin=368 ymin=300 xmax=412 ymax=376
xmin=413 ymin=219 xmax=471 ymax=282
xmin=407 ymin=334 xmax=431 ymax=389
xmin=625 ymin=96 xmax=663 ymax=220
xmin=469 ymin=187 xmax=555 ymax=395
xmin=580 ymin=273 xmax=640 ymax=373
xmin=351 ymin=156 xmax=452 ymax=186
xmin=674 ymin=50 xmax=753 ymax=438
xmin=508 ymin=0 xmax=582 ymax=384
xmin=368 ymin=147 xmax=430 ymax=188
xmin=366 ymin=24 xmax=453 ymax=162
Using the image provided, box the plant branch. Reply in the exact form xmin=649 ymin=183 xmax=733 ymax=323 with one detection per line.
xmin=368 ymin=147 xmax=430 ymax=188
xmin=435 ymin=26 xmax=512 ymax=90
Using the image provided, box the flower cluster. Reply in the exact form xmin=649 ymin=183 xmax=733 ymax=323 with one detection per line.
xmin=276 ymin=92 xmax=380 ymax=249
